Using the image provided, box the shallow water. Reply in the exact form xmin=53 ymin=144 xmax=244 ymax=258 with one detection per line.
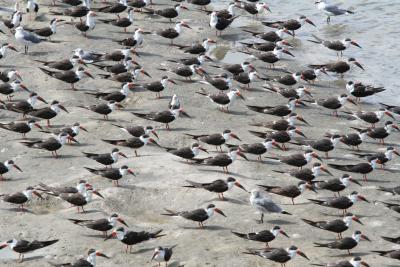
xmin=210 ymin=0 xmax=400 ymax=105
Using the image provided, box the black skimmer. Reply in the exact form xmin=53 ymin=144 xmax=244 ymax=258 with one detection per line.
xmin=56 ymin=187 xmax=104 ymax=212
xmin=381 ymin=236 xmax=400 ymax=245
xmin=132 ymin=108 xmax=191 ymax=130
xmin=183 ymin=177 xmax=247 ymax=199
xmin=157 ymin=64 xmax=206 ymax=80
xmin=105 ymin=227 xmax=164 ymax=253
xmin=72 ymin=11 xmax=97 ymax=37
xmin=233 ymin=70 xmax=263 ymax=88
xmin=315 ymin=174 xmax=361 ymax=196
xmin=315 ymin=0 xmax=354 ymax=24
xmin=34 ymin=55 xmax=87 ymax=71
xmin=187 ymin=0 xmax=210 ymax=11
xmin=209 ymin=11 xmax=238 ymax=36
xmin=93 ymin=59 xmax=138 ymax=74
xmin=1 ymin=11 xmax=22 ymax=31
xmin=308 ymin=35 xmax=361 ymax=57
xmin=240 ymin=40 xmax=292 ymax=52
xmin=309 ymin=58 xmax=364 ymax=78
xmin=25 ymin=18 xmax=64 ymax=40
xmin=0 ymin=119 xmax=42 ymax=138
xmin=258 ymin=181 xmax=315 ymax=205
xmin=138 ymin=76 xmax=177 ymax=98
xmin=250 ymin=190 xmax=291 ymax=223
xmin=0 ymin=80 xmax=29 ymax=100
xmin=0 ymin=69 xmax=22 ymax=83
xmin=210 ymin=61 xmax=254 ymax=75
xmin=111 ymin=124 xmax=159 ymax=138
xmin=156 ymin=21 xmax=192 ymax=45
xmin=351 ymin=121 xmax=399 ymax=145
xmin=100 ymin=8 xmax=134 ymax=32
xmin=302 ymin=213 xmax=362 ymax=239
xmin=176 ymin=38 xmax=216 ymax=54
xmin=227 ymin=138 xmax=282 ymax=160
xmin=265 ymin=149 xmax=322 ymax=169
xmin=309 ymin=191 xmax=369 ymax=213
xmin=314 ymin=230 xmax=370 ymax=255
xmin=0 ymin=160 xmax=23 ymax=180
xmin=247 ymin=97 xmax=302 ymax=117
xmin=204 ymin=2 xmax=237 ymax=20
xmin=69 ymin=213 xmax=128 ymax=236
xmin=128 ymin=0 xmax=149 ymax=10
xmin=184 ymin=129 xmax=240 ymax=151
xmin=380 ymin=102 xmax=400 ymax=116
xmin=250 ymin=112 xmax=309 ymax=131
xmin=377 ymin=201 xmax=400 ymax=214
xmin=28 ymin=100 xmax=69 ymax=126
xmin=168 ymin=94 xmax=181 ymax=110
xmin=0 ymin=186 xmax=42 ymax=210
xmin=232 ymin=225 xmax=289 ymax=248
xmin=94 ymin=0 xmax=128 ymax=17
xmin=270 ymin=72 xmax=305 ymax=86
xmin=196 ymin=88 xmax=244 ymax=112
xmin=353 ymin=146 xmax=399 ymax=168
xmin=312 ymin=257 xmax=370 ymax=267
xmin=377 ymin=185 xmax=400 ymax=195
xmin=14 ymin=26 xmax=46 ymax=54
xmin=85 ymin=83 xmax=134 ymax=103
xmin=329 ymin=157 xmax=380 ymax=181
xmin=346 ymin=81 xmax=385 ymax=103
xmin=249 ymin=126 xmax=306 ymax=151
xmin=102 ymin=134 xmax=159 ymax=156
xmin=144 ymin=3 xmax=188 ymax=22
xmin=56 ymin=0 xmax=83 ymax=6
xmin=372 ymin=250 xmax=400 ymax=261
xmin=78 ymin=100 xmax=123 ymax=120
xmin=162 ymin=203 xmax=226 ymax=228
xmin=167 ymin=53 xmax=213 ymax=66
xmin=101 ymin=48 xmax=138 ymax=62
xmin=151 ymin=246 xmax=176 ymax=267
xmin=315 ymin=94 xmax=356 ymax=116
xmin=263 ymin=85 xmax=312 ymax=100
xmin=26 ymin=0 xmax=39 ymax=18
xmin=98 ymin=67 xmax=151 ymax=83
xmin=21 ymin=132 xmax=78 ymax=158
xmin=262 ymin=15 xmax=316 ymax=36
xmin=39 ymin=122 xmax=87 ymax=141
xmin=37 ymin=180 xmax=90 ymax=195
xmin=192 ymin=147 xmax=248 ymax=173
xmin=84 ymin=165 xmax=135 ymax=186
xmin=237 ymin=2 xmax=271 ymax=17
xmin=292 ymin=134 xmax=341 ymax=158
xmin=49 ymin=248 xmax=109 ymax=266
xmin=0 ymin=43 xmax=18 ymax=59
xmin=273 ymin=162 xmax=332 ymax=182
xmin=83 ymin=148 xmax=127 ymax=168
xmin=244 ymin=245 xmax=309 ymax=265
xmin=199 ymin=73 xmax=232 ymax=91
xmin=50 ymin=0 xmax=90 ymax=21
xmin=165 ymin=142 xmax=208 ymax=160
xmin=326 ymin=130 xmax=367 ymax=151
xmin=0 ymin=92 xmax=47 ymax=117
xmin=242 ymin=28 xmax=293 ymax=42
xmin=343 ymin=108 xmax=394 ymax=128
xmin=0 ymin=239 xmax=58 ymax=262
xmin=300 ymin=68 xmax=328 ymax=84
xmin=39 ymin=67 xmax=94 ymax=90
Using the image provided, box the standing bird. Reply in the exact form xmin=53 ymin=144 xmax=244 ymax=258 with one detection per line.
xmin=93 ymin=0 xmax=128 ymax=18
xmin=238 ymin=2 xmax=271 ymax=18
xmin=78 ymin=100 xmax=123 ymax=120
xmin=262 ymin=15 xmax=316 ymax=36
xmin=244 ymin=245 xmax=309 ymax=266
xmin=165 ymin=142 xmax=208 ymax=161
xmin=0 ymin=160 xmax=23 ymax=180
xmin=162 ymin=204 xmax=226 ymax=228
xmin=105 ymin=227 xmax=164 ymax=253
xmin=38 ymin=180 xmax=90 ymax=196
xmin=242 ymin=28 xmax=293 ymax=42
xmin=68 ymin=213 xmax=128 ymax=237
xmin=39 ymin=67 xmax=94 ymax=90
xmin=183 ymin=177 xmax=248 ymax=200
xmin=316 ymin=174 xmax=361 ymax=196
xmin=144 ymin=3 xmax=188 ymax=22
xmin=100 ymin=8 xmax=134 ymax=32
xmin=151 ymin=246 xmax=176 ymax=267
xmin=0 ymin=92 xmax=47 ymax=117
xmin=315 ymin=94 xmax=356 ymax=117
xmin=302 ymin=213 xmax=363 ymax=239
xmin=250 ymin=190 xmax=291 ymax=223
xmin=49 ymin=0 xmax=90 ymax=22
xmin=346 ymin=81 xmax=385 ymax=103
xmin=83 ymin=148 xmax=128 ymax=168
xmin=0 ymin=186 xmax=42 ymax=210
xmin=250 ymin=112 xmax=309 ymax=131
xmin=249 ymin=126 xmax=307 ymax=151
xmin=351 ymin=121 xmax=399 ymax=145
xmin=315 ymin=0 xmax=354 ymax=24
xmin=328 ymin=157 xmax=380 ymax=181
xmin=0 ymin=43 xmax=18 ymax=60
xmin=40 ymin=122 xmax=87 ymax=141
xmin=343 ymin=108 xmax=394 ymax=128
xmin=258 ymin=181 xmax=315 ymax=205
xmin=84 ymin=165 xmax=135 ymax=186
xmin=312 ymin=257 xmax=370 ymax=267
xmin=28 ymin=100 xmax=69 ymax=127
xmin=132 ymin=108 xmax=191 ymax=130
xmin=314 ymin=230 xmax=370 ymax=255
xmin=73 ymin=11 xmax=97 ymax=37
xmin=308 ymin=35 xmax=361 ymax=57
xmin=227 ymin=138 xmax=282 ymax=161
xmin=372 ymin=250 xmax=400 ymax=261
xmin=57 ymin=188 xmax=104 ymax=212
xmin=308 ymin=191 xmax=369 ymax=213
xmin=139 ymin=76 xmax=177 ymax=98
xmin=247 ymin=97 xmax=302 ymax=117
xmin=0 ymin=69 xmax=22 ymax=83
xmin=184 ymin=129 xmax=240 ymax=151
xmin=0 ymin=120 xmax=42 ymax=138
xmin=102 ymin=134 xmax=159 ymax=157
xmin=2 ymin=11 xmax=22 ymax=31
xmin=209 ymin=11 xmax=238 ymax=36
xmin=14 ymin=26 xmax=45 ymax=54
xmin=25 ymin=18 xmax=63 ymax=40
xmin=292 ymin=134 xmax=342 ymax=158
xmin=232 ymin=225 xmax=289 ymax=248
xmin=20 ymin=132 xmax=78 ymax=158
xmin=34 ymin=55 xmax=87 ymax=71
xmin=265 ymin=149 xmax=322 ymax=169
xmin=309 ymin=58 xmax=364 ymax=78
xmin=156 ymin=21 xmax=192 ymax=45
xmin=353 ymin=146 xmax=399 ymax=169
xmin=111 ymin=124 xmax=159 ymax=139
xmin=273 ymin=162 xmax=332 ymax=182
xmin=0 ymin=239 xmax=58 ymax=263
xmin=177 ymin=38 xmax=216 ymax=54
xmin=26 ymin=0 xmax=39 ymax=18
xmin=0 ymin=80 xmax=29 ymax=100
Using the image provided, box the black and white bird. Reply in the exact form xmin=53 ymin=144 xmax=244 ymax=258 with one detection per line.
xmin=0 ymin=238 xmax=58 ymax=263
xmin=151 ymin=246 xmax=176 ymax=267
xmin=308 ymin=35 xmax=361 ymax=57
xmin=232 ymin=225 xmax=289 ymax=248
xmin=0 ymin=43 xmax=18 ymax=60
xmin=49 ymin=248 xmax=109 ymax=267
xmin=196 ymin=88 xmax=244 ymax=112
xmin=209 ymin=11 xmax=238 ymax=36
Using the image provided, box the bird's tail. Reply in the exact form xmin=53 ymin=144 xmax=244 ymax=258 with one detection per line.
xmin=257 ymin=185 xmax=278 ymax=191
xmin=313 ymin=242 xmax=329 ymax=247
xmin=327 ymin=163 xmax=349 ymax=172
xmin=379 ymin=102 xmax=396 ymax=109
xmin=377 ymin=186 xmax=394 ymax=194
xmin=101 ymin=139 xmax=125 ymax=145
xmin=182 ymin=180 xmax=203 ymax=188
xmin=161 ymin=208 xmax=180 ymax=216
xmin=39 ymin=67 xmax=55 ymax=76
xmin=68 ymin=218 xmax=87 ymax=225
xmin=372 ymin=250 xmax=391 ymax=256
xmin=381 ymin=236 xmax=400 ymax=244
xmin=131 ymin=112 xmax=148 ymax=119
xmin=49 ymin=11 xmax=63 ymax=15
xmin=231 ymin=231 xmax=248 ymax=240
xmin=308 ymin=199 xmax=325 ymax=205
xmin=345 ymin=10 xmax=354 ymax=14
xmin=84 ymin=166 xmax=98 ymax=173
xmin=301 ymin=218 xmax=319 ymax=228
xmin=98 ymin=74 xmax=111 ymax=79
xmin=242 ymin=29 xmax=260 ymax=36
xmin=247 ymin=105 xmax=268 ymax=113
xmin=150 ymin=229 xmax=165 ymax=239
xmin=38 ymin=240 xmax=59 ymax=247
xmin=20 ymin=141 xmax=40 ymax=148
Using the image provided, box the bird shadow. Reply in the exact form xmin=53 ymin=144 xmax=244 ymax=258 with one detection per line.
xmin=20 ymin=255 xmax=44 ymax=262
xmin=264 ymin=219 xmax=296 ymax=225
xmin=158 ymin=127 xmax=194 ymax=132
xmin=28 ymin=51 xmax=52 ymax=56
xmin=0 ymin=207 xmax=35 ymax=214
xmin=130 ymin=247 xmax=156 ymax=254
xmin=182 ymin=225 xmax=231 ymax=231
xmin=228 ymin=110 xmax=250 ymax=116
xmin=329 ymin=252 xmax=370 ymax=258
xmin=32 ymin=154 xmax=79 ymax=159
xmin=197 ymin=168 xmax=251 ymax=179
xmin=82 ymin=234 xmax=105 ymax=238
xmin=201 ymin=197 xmax=248 ymax=206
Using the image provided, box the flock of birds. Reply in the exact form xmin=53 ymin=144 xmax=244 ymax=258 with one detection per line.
xmin=0 ymin=0 xmax=399 ymax=266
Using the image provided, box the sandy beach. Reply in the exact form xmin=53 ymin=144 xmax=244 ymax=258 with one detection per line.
xmin=0 ymin=0 xmax=399 ymax=266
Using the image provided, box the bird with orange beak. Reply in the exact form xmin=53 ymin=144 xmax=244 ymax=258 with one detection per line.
xmin=0 ymin=186 xmax=42 ymax=210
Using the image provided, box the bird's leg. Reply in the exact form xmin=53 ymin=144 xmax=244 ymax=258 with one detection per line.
xmin=54 ymin=150 xmax=58 ymax=159
xmin=266 ymin=242 xmax=269 ymax=248
xmin=81 ymin=206 xmax=85 ymax=213
xmin=135 ymin=150 xmax=138 ymax=157
xmin=116 ymin=180 xmax=119 ymax=187
xmin=363 ymin=174 xmax=367 ymax=182
xmin=347 ymin=250 xmax=351 ymax=255
xmin=282 ymin=143 xmax=287 ymax=151
xmin=47 ymin=119 xmax=50 ymax=127
xmin=258 ymin=155 xmax=262 ymax=161
xmin=0 ymin=174 xmax=3 ymax=181
xmin=77 ymin=206 xmax=80 ymax=212
xmin=125 ymin=245 xmax=129 ymax=253
xmin=166 ymin=124 xmax=170 ymax=130
xmin=291 ymin=198 xmax=295 ymax=205
xmin=130 ymin=245 xmax=132 ymax=253
xmin=71 ymin=83 xmax=75 ymax=90
xmin=337 ymin=192 xmax=341 ymax=196
xmin=325 ymin=152 xmax=329 ymax=159
xmin=221 ymin=193 xmax=225 ymax=200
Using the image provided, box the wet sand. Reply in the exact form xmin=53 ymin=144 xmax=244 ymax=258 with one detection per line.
xmin=0 ymin=0 xmax=399 ymax=266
